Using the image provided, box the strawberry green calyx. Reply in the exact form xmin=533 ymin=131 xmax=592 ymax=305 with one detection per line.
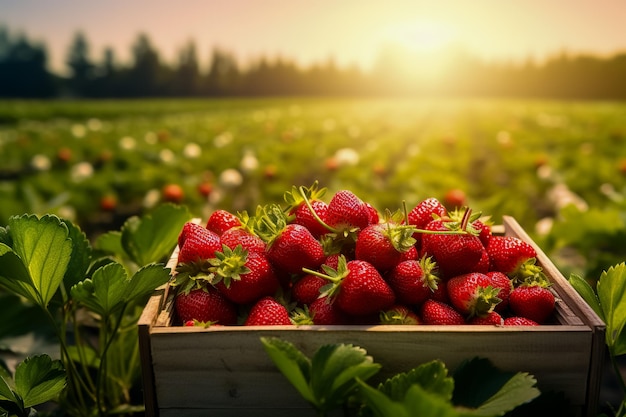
xmin=290 ymin=306 xmax=315 ymax=326
xmin=379 ymin=307 xmax=420 ymax=325
xmin=302 ymin=255 xmax=350 ymax=301
xmin=254 ymin=203 xmax=289 ymax=245
xmin=283 ymin=181 xmax=327 ymax=215
xmin=419 ymin=255 xmax=440 ymax=291
xmin=207 ymin=244 xmax=251 ymax=288
xmin=471 ymin=286 xmax=503 ymax=318
xmin=510 ymin=258 xmax=549 ymax=287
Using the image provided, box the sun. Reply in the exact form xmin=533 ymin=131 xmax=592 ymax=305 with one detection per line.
xmin=381 ymin=20 xmax=456 ymax=54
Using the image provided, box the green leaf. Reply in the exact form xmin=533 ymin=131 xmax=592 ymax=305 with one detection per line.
xmin=60 ymin=218 xmax=92 ymax=291
xmin=0 ymin=243 xmax=38 ymax=304
xmin=0 ymin=362 xmax=18 ymax=405
xmin=94 ymin=231 xmax=124 ymax=256
xmin=453 ymin=358 xmax=540 ymax=415
xmin=0 ymin=293 xmax=49 ymax=340
xmin=597 ymin=263 xmax=626 ymax=355
xmin=14 ymin=355 xmax=66 ymax=408
xmin=260 ymin=337 xmax=314 ymax=404
xmin=309 ymin=343 xmax=381 ymax=412
xmin=71 ymin=262 xmax=171 ymax=317
xmin=5 ymin=214 xmax=73 ymax=307
xmin=568 ymin=273 xmax=604 ymax=321
xmin=377 ymin=360 xmax=454 ymax=402
xmin=120 ymin=204 xmax=191 ymax=266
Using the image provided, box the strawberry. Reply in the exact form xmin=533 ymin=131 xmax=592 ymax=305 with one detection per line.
xmin=468 ymin=311 xmax=504 ymax=325
xmin=220 ymin=226 xmax=265 ymax=253
xmin=292 ymin=273 xmax=327 ymax=305
xmin=308 ymin=297 xmax=349 ymax=325
xmin=485 ymin=271 xmax=513 ymax=313
xmin=177 ymin=222 xmax=222 ymax=264
xmin=446 ymin=272 xmax=502 ymax=318
xmin=174 ymin=286 xmax=237 ymax=325
xmin=473 ymin=218 xmax=493 ymax=247
xmin=503 ymin=316 xmax=540 ymax=326
xmin=244 ymin=296 xmax=292 ymax=326
xmin=284 ymin=182 xmax=330 ymax=239
xmin=326 ymin=189 xmax=371 ymax=233
xmin=486 ymin=235 xmax=546 ymax=285
xmin=420 ymin=299 xmax=465 ymax=325
xmin=210 ymin=246 xmax=280 ymax=305
xmin=365 ymin=202 xmax=380 ymax=224
xmin=206 ymin=209 xmax=242 ymax=235
xmin=421 ymin=208 xmax=485 ymax=279
xmin=407 ymin=197 xmax=447 ymax=250
xmin=386 ymin=256 xmax=440 ymax=307
xmin=256 ymin=204 xmax=326 ymax=275
xmin=308 ymin=257 xmax=395 ymax=316
xmin=379 ymin=305 xmax=421 ymax=325
xmin=508 ymin=285 xmax=555 ymax=324
xmin=355 ymin=219 xmax=416 ymax=272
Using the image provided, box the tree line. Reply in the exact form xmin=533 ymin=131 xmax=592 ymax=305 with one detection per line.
xmin=2 ymin=26 xmax=626 ymax=99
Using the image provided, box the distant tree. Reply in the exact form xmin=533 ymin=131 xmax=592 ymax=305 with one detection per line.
xmin=204 ymin=47 xmax=240 ymax=95
xmin=173 ymin=40 xmax=201 ymax=96
xmin=66 ymin=31 xmax=95 ymax=96
xmin=126 ymin=33 xmax=164 ymax=96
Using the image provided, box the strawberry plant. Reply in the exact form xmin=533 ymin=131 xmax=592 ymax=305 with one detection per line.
xmin=0 ymin=204 xmax=191 ymax=416
xmin=261 ymin=337 xmax=548 ymax=417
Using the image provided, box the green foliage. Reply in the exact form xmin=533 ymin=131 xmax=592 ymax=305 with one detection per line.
xmin=0 ymin=205 xmax=184 ymax=416
xmin=0 ymin=355 xmax=66 ymax=416
xmin=261 ymin=337 xmax=541 ymax=417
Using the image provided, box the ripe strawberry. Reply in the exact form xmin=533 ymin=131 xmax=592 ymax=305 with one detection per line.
xmin=485 ymin=271 xmax=513 ymax=313
xmin=177 ymin=222 xmax=222 ymax=264
xmin=292 ymin=273 xmax=327 ymax=305
xmin=503 ymin=316 xmax=540 ymax=326
xmin=283 ymin=182 xmax=330 ymax=239
xmin=386 ymin=256 xmax=440 ymax=307
xmin=220 ymin=227 xmax=266 ymax=253
xmin=468 ymin=311 xmax=504 ymax=325
xmin=420 ymin=299 xmax=465 ymax=325
xmin=206 ymin=209 xmax=242 ymax=235
xmin=379 ymin=305 xmax=421 ymax=325
xmin=244 ymin=296 xmax=292 ymax=325
xmin=365 ymin=203 xmax=380 ymax=224
xmin=174 ymin=286 xmax=237 ymax=325
xmin=310 ymin=257 xmax=395 ymax=316
xmin=326 ymin=189 xmax=371 ymax=232
xmin=421 ymin=210 xmax=485 ymax=279
xmin=308 ymin=297 xmax=349 ymax=325
xmin=211 ymin=246 xmax=280 ymax=305
xmin=509 ymin=285 xmax=555 ymax=324
xmin=447 ymin=272 xmax=502 ymax=318
xmin=408 ymin=197 xmax=447 ymax=250
xmin=486 ymin=235 xmax=546 ymax=285
xmin=257 ymin=204 xmax=326 ymax=274
xmin=473 ymin=218 xmax=493 ymax=247
xmin=355 ymin=220 xmax=416 ymax=272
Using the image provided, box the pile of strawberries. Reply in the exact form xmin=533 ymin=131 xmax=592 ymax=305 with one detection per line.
xmin=172 ymin=182 xmax=556 ymax=327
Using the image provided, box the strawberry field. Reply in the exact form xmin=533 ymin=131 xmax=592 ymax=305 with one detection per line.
xmin=2 ymin=97 xmax=625 ymax=278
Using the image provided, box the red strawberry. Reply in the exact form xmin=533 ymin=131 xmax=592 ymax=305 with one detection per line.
xmin=421 ymin=209 xmax=485 ymax=279
xmin=284 ymin=182 xmax=330 ymax=239
xmin=485 ymin=271 xmax=513 ymax=313
xmin=310 ymin=257 xmax=395 ymax=316
xmin=379 ymin=305 xmax=421 ymax=325
xmin=326 ymin=189 xmax=371 ymax=232
xmin=292 ymin=273 xmax=327 ymax=305
xmin=177 ymin=222 xmax=222 ymax=264
xmin=473 ymin=218 xmax=493 ymax=247
xmin=308 ymin=297 xmax=349 ymax=325
xmin=355 ymin=221 xmax=416 ymax=272
xmin=420 ymin=299 xmax=465 ymax=325
xmin=509 ymin=285 xmax=555 ymax=324
xmin=244 ymin=296 xmax=292 ymax=326
xmin=365 ymin=203 xmax=380 ymax=225
xmin=257 ymin=204 xmax=326 ymax=274
xmin=503 ymin=316 xmax=540 ymax=326
xmin=386 ymin=256 xmax=440 ymax=307
xmin=468 ymin=311 xmax=504 ymax=325
xmin=206 ymin=209 xmax=242 ymax=235
xmin=220 ymin=227 xmax=265 ymax=253
xmin=486 ymin=235 xmax=546 ymax=285
xmin=407 ymin=197 xmax=447 ymax=250
xmin=212 ymin=246 xmax=280 ymax=305
xmin=174 ymin=286 xmax=237 ymax=325
xmin=447 ymin=272 xmax=502 ymax=318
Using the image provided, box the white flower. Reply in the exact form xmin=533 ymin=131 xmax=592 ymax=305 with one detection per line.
xmin=535 ymin=217 xmax=554 ymax=236
xmin=119 ymin=136 xmax=136 ymax=150
xmin=240 ymin=150 xmax=259 ymax=173
xmin=183 ymin=143 xmax=202 ymax=159
xmin=334 ymin=148 xmax=360 ymax=167
xmin=214 ymin=131 xmax=233 ymax=148
xmin=143 ymin=189 xmax=161 ymax=208
xmin=159 ymin=149 xmax=175 ymax=164
xmin=144 ymin=131 xmax=158 ymax=145
xmin=57 ymin=205 xmax=76 ymax=222
xmin=71 ymin=124 xmax=86 ymax=138
xmin=30 ymin=154 xmax=51 ymax=171
xmin=70 ymin=162 xmax=94 ymax=182
xmin=219 ymin=169 xmax=243 ymax=189
xmin=87 ymin=118 xmax=102 ymax=131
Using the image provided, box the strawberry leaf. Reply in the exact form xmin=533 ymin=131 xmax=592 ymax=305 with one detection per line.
xmin=568 ymin=273 xmax=604 ymax=322
xmin=0 ymin=214 xmax=72 ymax=308
xmin=376 ymin=360 xmax=454 ymax=402
xmin=596 ymin=262 xmax=626 ymax=355
xmin=120 ymin=203 xmax=191 ymax=266
xmin=14 ymin=354 xmax=66 ymax=409
xmin=0 ymin=362 xmax=19 ymax=405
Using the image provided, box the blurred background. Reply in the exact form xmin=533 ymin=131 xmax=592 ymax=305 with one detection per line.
xmin=1 ymin=0 xmax=626 ymax=279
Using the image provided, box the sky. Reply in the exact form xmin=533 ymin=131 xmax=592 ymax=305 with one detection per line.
xmin=2 ymin=0 xmax=626 ymax=74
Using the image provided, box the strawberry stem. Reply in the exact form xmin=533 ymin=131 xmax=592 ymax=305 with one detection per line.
xmin=299 ymin=185 xmax=341 ymax=234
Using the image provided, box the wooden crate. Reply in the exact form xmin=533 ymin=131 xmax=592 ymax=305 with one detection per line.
xmin=138 ymin=216 xmax=606 ymax=417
